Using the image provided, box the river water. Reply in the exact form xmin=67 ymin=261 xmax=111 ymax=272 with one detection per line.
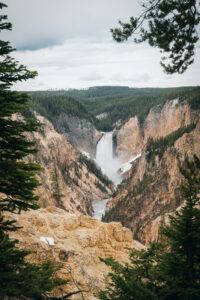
xmin=92 ymin=132 xmax=122 ymax=219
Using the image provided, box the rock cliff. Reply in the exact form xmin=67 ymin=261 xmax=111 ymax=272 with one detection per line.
xmin=26 ymin=114 xmax=113 ymax=216
xmin=105 ymin=99 xmax=200 ymax=245
xmin=9 ymin=207 xmax=144 ymax=299
xmin=116 ymin=99 xmax=192 ymax=162
xmin=52 ymin=114 xmax=102 ymax=158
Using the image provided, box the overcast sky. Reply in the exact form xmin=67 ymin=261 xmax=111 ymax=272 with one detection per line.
xmin=3 ymin=0 xmax=200 ymax=90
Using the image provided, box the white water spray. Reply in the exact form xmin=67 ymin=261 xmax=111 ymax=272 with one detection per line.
xmin=92 ymin=132 xmax=122 ymax=220
xmin=95 ymin=132 xmax=122 ymax=186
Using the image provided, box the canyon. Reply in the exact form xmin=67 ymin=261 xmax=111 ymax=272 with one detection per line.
xmin=8 ymin=87 xmax=200 ymax=298
xmin=105 ymin=99 xmax=200 ymax=245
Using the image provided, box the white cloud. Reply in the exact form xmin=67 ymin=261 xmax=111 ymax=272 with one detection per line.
xmin=11 ymin=37 xmax=200 ymax=91
xmin=3 ymin=1 xmax=200 ymax=90
xmin=4 ymin=0 xmax=141 ymax=50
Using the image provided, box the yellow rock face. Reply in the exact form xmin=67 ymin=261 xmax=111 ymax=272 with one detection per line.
xmin=25 ymin=114 xmax=112 ymax=216
xmin=108 ymin=99 xmax=200 ymax=245
xmin=116 ymin=99 xmax=192 ymax=162
xmin=9 ymin=207 xmax=144 ymax=299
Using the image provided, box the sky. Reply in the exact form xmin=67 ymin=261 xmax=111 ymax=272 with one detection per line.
xmin=3 ymin=0 xmax=200 ymax=90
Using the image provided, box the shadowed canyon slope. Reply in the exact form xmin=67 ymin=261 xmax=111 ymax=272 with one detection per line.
xmin=25 ymin=114 xmax=113 ymax=216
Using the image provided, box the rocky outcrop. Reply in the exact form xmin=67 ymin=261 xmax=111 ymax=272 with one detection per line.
xmin=116 ymin=99 xmax=192 ymax=162
xmin=52 ymin=114 xmax=102 ymax=158
xmin=105 ymin=99 xmax=200 ymax=245
xmin=26 ymin=114 xmax=113 ymax=216
xmin=9 ymin=207 xmax=144 ymax=299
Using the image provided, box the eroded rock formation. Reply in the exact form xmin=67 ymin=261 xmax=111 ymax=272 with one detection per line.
xmin=9 ymin=207 xmax=144 ymax=299
xmin=116 ymin=99 xmax=192 ymax=162
xmin=106 ymin=99 xmax=200 ymax=245
xmin=52 ymin=114 xmax=102 ymax=158
xmin=26 ymin=114 xmax=113 ymax=216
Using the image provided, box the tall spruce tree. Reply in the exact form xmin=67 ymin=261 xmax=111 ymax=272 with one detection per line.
xmin=99 ymin=156 xmax=200 ymax=300
xmin=111 ymin=0 xmax=200 ymax=74
xmin=0 ymin=2 xmax=67 ymax=298
xmin=0 ymin=2 xmax=41 ymax=223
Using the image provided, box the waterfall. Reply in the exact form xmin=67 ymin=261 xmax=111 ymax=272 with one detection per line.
xmin=93 ymin=132 xmax=122 ymax=220
xmin=95 ymin=132 xmax=122 ymax=185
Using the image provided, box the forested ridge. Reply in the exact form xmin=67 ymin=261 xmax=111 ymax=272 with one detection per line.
xmin=28 ymin=86 xmax=200 ymax=132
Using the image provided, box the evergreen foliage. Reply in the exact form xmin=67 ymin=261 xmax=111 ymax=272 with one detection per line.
xmin=65 ymin=86 xmax=198 ymax=131
xmin=0 ymin=232 xmax=66 ymax=300
xmin=99 ymin=156 xmax=200 ymax=300
xmin=28 ymin=86 xmax=197 ymax=132
xmin=0 ymin=2 xmax=67 ymax=298
xmin=0 ymin=5 xmax=42 ymax=225
xmin=146 ymin=123 xmax=196 ymax=162
xmin=111 ymin=0 xmax=200 ymax=74
xmin=78 ymin=154 xmax=113 ymax=188
xmin=102 ymin=173 xmax=153 ymax=224
xmin=27 ymin=86 xmax=200 ymax=132
xmin=29 ymin=91 xmax=94 ymax=126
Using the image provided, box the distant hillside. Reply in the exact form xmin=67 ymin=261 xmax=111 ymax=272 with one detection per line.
xmin=27 ymin=86 xmax=199 ymax=132
xmin=28 ymin=91 xmax=94 ymax=125
xmin=66 ymin=86 xmax=196 ymax=131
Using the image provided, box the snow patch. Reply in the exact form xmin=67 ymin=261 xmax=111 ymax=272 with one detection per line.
xmin=120 ymin=153 xmax=141 ymax=174
xmin=40 ymin=237 xmax=55 ymax=246
xmin=82 ymin=151 xmax=90 ymax=159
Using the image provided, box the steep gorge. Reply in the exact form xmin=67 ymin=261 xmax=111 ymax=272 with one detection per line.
xmin=8 ymin=88 xmax=200 ymax=298
xmin=104 ymin=98 xmax=200 ymax=245
xmin=25 ymin=113 xmax=113 ymax=216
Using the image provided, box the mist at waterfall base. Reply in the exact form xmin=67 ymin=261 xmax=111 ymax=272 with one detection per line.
xmin=95 ymin=132 xmax=122 ymax=186
xmin=92 ymin=132 xmax=122 ymax=220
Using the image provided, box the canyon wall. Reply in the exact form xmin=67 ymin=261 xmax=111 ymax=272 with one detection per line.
xmin=9 ymin=207 xmax=144 ymax=299
xmin=116 ymin=99 xmax=192 ymax=162
xmin=26 ymin=114 xmax=113 ymax=216
xmin=52 ymin=114 xmax=102 ymax=158
xmin=105 ymin=99 xmax=200 ymax=245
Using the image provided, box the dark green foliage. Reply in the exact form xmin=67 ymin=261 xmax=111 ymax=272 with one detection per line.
xmin=0 ymin=4 xmax=42 ymax=228
xmin=180 ymin=86 xmax=200 ymax=110
xmin=65 ymin=86 xmax=196 ymax=131
xmin=95 ymin=180 xmax=107 ymax=193
xmin=146 ymin=123 xmax=196 ymax=162
xmin=79 ymin=154 xmax=113 ymax=188
xmin=102 ymin=173 xmax=153 ymax=224
xmin=0 ymin=2 xmax=37 ymax=89
xmin=29 ymin=86 xmax=196 ymax=132
xmin=111 ymin=0 xmax=200 ymax=74
xmin=0 ymin=232 xmax=67 ymax=299
xmin=101 ymin=197 xmax=126 ymax=225
xmin=99 ymin=243 xmax=165 ymax=300
xmin=0 ymin=3 xmax=67 ymax=298
xmin=29 ymin=91 xmax=94 ymax=126
xmin=131 ymin=174 xmax=154 ymax=197
xmin=51 ymin=170 xmax=64 ymax=207
xmin=100 ymin=156 xmax=200 ymax=300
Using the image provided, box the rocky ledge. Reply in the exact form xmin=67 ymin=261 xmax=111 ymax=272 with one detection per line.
xmin=9 ymin=207 xmax=144 ymax=299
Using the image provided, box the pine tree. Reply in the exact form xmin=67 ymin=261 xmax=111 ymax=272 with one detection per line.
xmin=0 ymin=2 xmax=42 ymax=227
xmin=0 ymin=231 xmax=66 ymax=300
xmin=111 ymin=0 xmax=200 ymax=74
xmin=99 ymin=156 xmax=200 ymax=300
xmin=0 ymin=2 xmax=67 ymax=298
xmin=158 ymin=155 xmax=200 ymax=299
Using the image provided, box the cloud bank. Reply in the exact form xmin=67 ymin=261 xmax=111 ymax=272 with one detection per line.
xmin=3 ymin=0 xmax=200 ymax=90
